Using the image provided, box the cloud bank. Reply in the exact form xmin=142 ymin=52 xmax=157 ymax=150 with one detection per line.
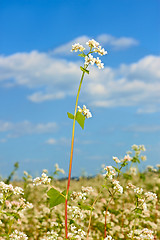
xmin=0 ymin=36 xmax=160 ymax=113
xmin=52 ymin=34 xmax=138 ymax=55
xmin=0 ymin=120 xmax=58 ymax=138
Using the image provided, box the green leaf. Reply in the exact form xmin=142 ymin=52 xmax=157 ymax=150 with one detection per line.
xmin=75 ymin=111 xmax=85 ymax=129
xmin=80 ymin=66 xmax=89 ymax=74
xmin=67 ymin=112 xmax=74 ymax=120
xmin=47 ymin=187 xmax=66 ymax=208
xmin=78 ymin=53 xmax=86 ymax=57
xmin=69 ymin=219 xmax=75 ymax=225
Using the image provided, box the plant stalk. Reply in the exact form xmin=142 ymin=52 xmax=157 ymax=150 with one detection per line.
xmin=65 ymin=70 xmax=85 ymax=239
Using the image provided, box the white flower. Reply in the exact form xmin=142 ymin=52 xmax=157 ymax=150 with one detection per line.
xmin=123 ymin=154 xmax=132 ymax=162
xmin=71 ymin=43 xmax=85 ymax=52
xmin=9 ymin=230 xmax=28 ymax=240
xmin=112 ymin=179 xmax=123 ymax=194
xmin=134 ymin=187 xmax=143 ymax=195
xmin=33 ymin=173 xmax=51 ymax=186
xmin=78 ymin=105 xmax=92 ymax=118
xmin=84 ymin=54 xmax=104 ymax=69
xmin=84 ymin=54 xmax=95 ymax=66
xmin=94 ymin=45 xmax=108 ymax=55
xmin=95 ymin=57 xmax=104 ymax=69
xmin=141 ymin=155 xmax=147 ymax=161
xmin=86 ymin=39 xmax=99 ymax=48
xmin=130 ymin=167 xmax=137 ymax=175
xmin=14 ymin=186 xmax=24 ymax=195
xmin=126 ymin=183 xmax=136 ymax=189
xmin=104 ymin=166 xmax=116 ymax=179
xmin=104 ymin=236 xmax=113 ymax=240
xmin=113 ymin=156 xmax=121 ymax=163
xmin=144 ymin=192 xmax=157 ymax=202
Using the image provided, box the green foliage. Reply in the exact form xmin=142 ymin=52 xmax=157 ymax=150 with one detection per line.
xmin=80 ymin=66 xmax=89 ymax=74
xmin=67 ymin=111 xmax=85 ymax=129
xmin=67 ymin=112 xmax=74 ymax=119
xmin=132 ymin=156 xmax=140 ymax=163
xmin=47 ymin=187 xmax=66 ymax=208
xmin=75 ymin=111 xmax=85 ymax=129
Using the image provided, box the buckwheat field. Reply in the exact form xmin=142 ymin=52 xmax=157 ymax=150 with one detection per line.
xmin=0 ymin=40 xmax=159 ymax=240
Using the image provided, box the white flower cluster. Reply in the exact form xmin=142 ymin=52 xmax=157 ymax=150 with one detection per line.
xmin=104 ymin=236 xmax=114 ymax=240
xmin=112 ymin=154 xmax=132 ymax=164
xmin=112 ymin=156 xmax=121 ymax=163
xmin=0 ymin=181 xmax=24 ymax=195
xmin=54 ymin=163 xmax=65 ymax=174
xmin=104 ymin=166 xmax=123 ymax=194
xmin=70 ymin=186 xmax=94 ymax=201
xmin=126 ymin=182 xmax=136 ymax=189
xmin=9 ymin=230 xmax=28 ymax=240
xmin=138 ymin=198 xmax=147 ymax=211
xmin=144 ymin=191 xmax=157 ymax=202
xmin=86 ymin=39 xmax=99 ymax=48
xmin=81 ymin=186 xmax=94 ymax=194
xmin=0 ymin=193 xmax=3 ymax=203
xmin=132 ymin=144 xmax=146 ymax=152
xmin=68 ymin=224 xmax=86 ymax=239
xmin=68 ymin=205 xmax=84 ymax=219
xmin=104 ymin=166 xmax=116 ymax=179
xmin=71 ymin=39 xmax=107 ymax=69
xmin=128 ymin=228 xmax=154 ymax=240
xmin=5 ymin=198 xmax=33 ymax=210
xmin=156 ymin=163 xmax=160 ymax=169
xmin=85 ymin=54 xmax=104 ymax=69
xmin=112 ymin=179 xmax=123 ymax=194
xmin=71 ymin=43 xmax=85 ymax=52
xmin=40 ymin=230 xmax=58 ymax=240
xmin=134 ymin=187 xmax=143 ymax=195
xmin=78 ymin=105 xmax=92 ymax=118
xmin=130 ymin=167 xmax=137 ymax=175
xmin=123 ymin=154 xmax=132 ymax=162
xmin=94 ymin=46 xmax=107 ymax=56
xmin=146 ymin=165 xmax=157 ymax=172
xmin=33 ymin=173 xmax=51 ymax=186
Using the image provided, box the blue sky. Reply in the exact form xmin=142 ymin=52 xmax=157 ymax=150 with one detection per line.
xmin=0 ymin=0 xmax=160 ymax=178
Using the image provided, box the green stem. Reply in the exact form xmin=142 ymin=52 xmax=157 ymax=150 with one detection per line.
xmin=86 ymin=188 xmax=103 ymax=240
xmin=65 ymin=70 xmax=85 ymax=239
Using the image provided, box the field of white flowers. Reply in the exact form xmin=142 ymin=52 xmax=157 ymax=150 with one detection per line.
xmin=0 ymin=40 xmax=159 ymax=239
xmin=0 ymin=145 xmax=159 ymax=239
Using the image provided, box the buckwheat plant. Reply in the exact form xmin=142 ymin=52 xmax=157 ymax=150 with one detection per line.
xmin=46 ymin=39 xmax=107 ymax=239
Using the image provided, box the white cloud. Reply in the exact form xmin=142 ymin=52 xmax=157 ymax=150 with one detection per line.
xmin=52 ymin=34 xmax=138 ymax=56
xmin=52 ymin=36 xmax=90 ymax=55
xmin=0 ymin=120 xmax=58 ymax=137
xmin=125 ymin=125 xmax=160 ymax=133
xmin=97 ymin=34 xmax=139 ymax=49
xmin=28 ymin=91 xmax=66 ymax=103
xmin=45 ymin=138 xmax=57 ymax=145
xmin=0 ymin=49 xmax=160 ymax=113
xmin=45 ymin=137 xmax=70 ymax=146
